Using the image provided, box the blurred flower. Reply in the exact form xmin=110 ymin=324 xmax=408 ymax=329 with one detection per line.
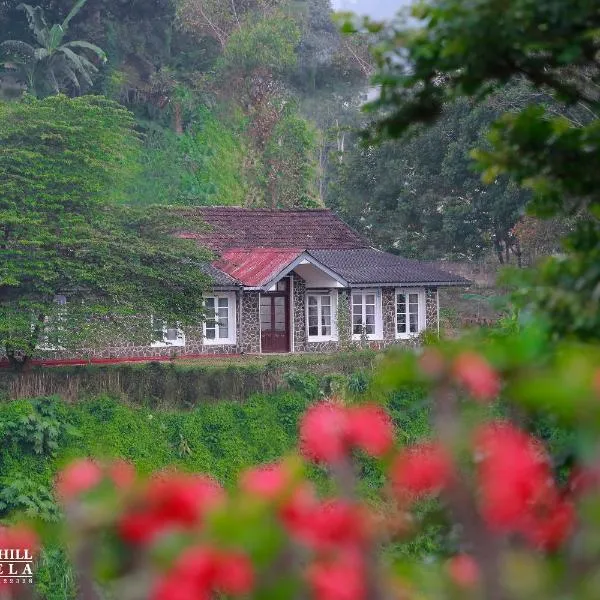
xmin=475 ymin=421 xmax=552 ymax=532
xmin=307 ymin=550 xmax=365 ymax=600
xmin=390 ymin=442 xmax=454 ymax=499
xmin=446 ymin=554 xmax=479 ymax=588
xmin=453 ymin=352 xmax=500 ymax=401
xmin=240 ymin=462 xmax=291 ymax=500
xmin=56 ymin=458 xmax=102 ymax=503
xmin=347 ymin=404 xmax=394 ymax=457
xmin=119 ymin=473 xmax=224 ymax=544
xmin=107 ymin=459 xmax=136 ymax=490
xmin=523 ymin=499 xmax=575 ymax=552
xmin=152 ymin=546 xmax=253 ymax=600
xmin=214 ymin=551 xmax=254 ymax=595
xmin=300 ymin=401 xmax=350 ymax=463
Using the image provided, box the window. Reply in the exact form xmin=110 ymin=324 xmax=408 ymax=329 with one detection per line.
xmin=151 ymin=317 xmax=185 ymax=347
xmin=351 ymin=290 xmax=382 ymax=340
xmin=204 ymin=293 xmax=236 ymax=345
xmin=396 ymin=288 xmax=425 ymax=338
xmin=306 ymin=292 xmax=337 ymax=341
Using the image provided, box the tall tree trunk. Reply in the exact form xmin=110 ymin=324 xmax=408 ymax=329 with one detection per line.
xmin=173 ymin=102 xmax=183 ymax=135
xmin=515 ymin=238 xmax=523 ymax=268
xmin=494 ymin=237 xmax=505 ymax=264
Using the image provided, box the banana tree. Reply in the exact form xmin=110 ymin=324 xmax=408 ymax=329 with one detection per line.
xmin=0 ymin=0 xmax=106 ymax=97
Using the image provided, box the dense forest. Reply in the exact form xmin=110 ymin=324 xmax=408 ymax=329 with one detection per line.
xmin=0 ymin=0 xmax=572 ymax=266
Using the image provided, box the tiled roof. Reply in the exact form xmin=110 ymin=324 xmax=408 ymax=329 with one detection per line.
xmin=199 ymin=263 xmax=241 ymax=287
xmin=178 ymin=207 xmax=368 ymax=251
xmin=214 ymin=248 xmax=303 ymax=287
xmin=308 ymin=249 xmax=469 ymax=286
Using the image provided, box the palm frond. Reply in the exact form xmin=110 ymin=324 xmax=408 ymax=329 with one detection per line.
xmin=56 ymin=63 xmax=81 ymax=93
xmin=0 ymin=40 xmax=36 ymax=65
xmin=58 ymin=47 xmax=95 ymax=86
xmin=43 ymin=65 xmax=60 ymax=94
xmin=61 ymin=0 xmax=89 ymax=31
xmin=48 ymin=24 xmax=65 ymax=52
xmin=17 ymin=4 xmax=49 ymax=47
xmin=64 ymin=41 xmax=106 ymax=62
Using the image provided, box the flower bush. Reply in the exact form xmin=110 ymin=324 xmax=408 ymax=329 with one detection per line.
xmin=3 ymin=329 xmax=600 ymax=600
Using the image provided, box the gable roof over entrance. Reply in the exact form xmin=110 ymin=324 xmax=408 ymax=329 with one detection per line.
xmin=213 ymin=248 xmax=303 ymax=287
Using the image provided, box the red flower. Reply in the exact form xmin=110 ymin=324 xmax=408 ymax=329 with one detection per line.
xmin=172 ymin=546 xmax=219 ymax=590
xmin=453 ymin=352 xmax=500 ymax=401
xmin=390 ymin=442 xmax=453 ymax=499
xmin=240 ymin=463 xmax=289 ymax=500
xmin=523 ymin=499 xmax=575 ymax=552
xmin=280 ymin=483 xmax=319 ymax=539
xmin=214 ymin=551 xmax=255 ymax=595
xmin=108 ymin=459 xmax=136 ymax=490
xmin=446 ymin=554 xmax=479 ymax=588
xmin=56 ymin=458 xmax=102 ymax=503
xmin=152 ymin=573 xmax=208 ymax=600
xmin=300 ymin=401 xmax=350 ymax=463
xmin=118 ymin=473 xmax=224 ymax=545
xmin=153 ymin=546 xmax=253 ymax=599
xmin=475 ymin=422 xmax=552 ymax=532
xmin=301 ymin=499 xmax=369 ymax=550
xmin=347 ymin=404 xmax=394 ymax=457
xmin=307 ymin=551 xmax=365 ymax=600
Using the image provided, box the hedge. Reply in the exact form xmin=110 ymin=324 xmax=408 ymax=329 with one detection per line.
xmin=0 ymin=351 xmax=377 ymax=406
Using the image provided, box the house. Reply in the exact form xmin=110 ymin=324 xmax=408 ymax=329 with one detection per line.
xmin=158 ymin=208 xmax=466 ymax=357
xmin=24 ymin=208 xmax=468 ymax=363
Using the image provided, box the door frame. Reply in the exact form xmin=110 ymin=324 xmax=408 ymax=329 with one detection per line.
xmin=259 ymin=279 xmax=291 ymax=353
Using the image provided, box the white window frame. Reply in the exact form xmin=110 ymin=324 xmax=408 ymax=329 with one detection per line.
xmin=305 ymin=290 xmax=338 ymax=342
xmin=395 ymin=287 xmax=426 ymax=339
xmin=150 ymin=316 xmax=186 ymax=348
xmin=351 ymin=289 xmax=383 ymax=341
xmin=203 ymin=292 xmax=237 ymax=345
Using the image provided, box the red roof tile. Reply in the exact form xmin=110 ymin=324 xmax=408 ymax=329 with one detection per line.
xmin=176 ymin=207 xmax=368 ymax=252
xmin=213 ymin=248 xmax=303 ymax=287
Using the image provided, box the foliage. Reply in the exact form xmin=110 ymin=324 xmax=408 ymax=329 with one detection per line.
xmin=5 ymin=324 xmax=600 ymax=600
xmin=0 ymin=0 xmax=106 ymax=97
xmin=126 ymin=106 xmax=246 ymax=206
xmin=0 ymin=476 xmax=58 ymax=521
xmin=1 ymin=396 xmax=77 ymax=456
xmin=362 ymin=0 xmax=600 ymax=341
xmin=215 ymin=13 xmax=300 ymax=78
xmin=0 ymin=351 xmax=378 ymax=405
xmin=0 ymin=94 xmax=212 ymax=368
xmin=329 ymin=91 xmax=532 ymax=261
xmin=264 ymin=104 xmax=318 ymax=207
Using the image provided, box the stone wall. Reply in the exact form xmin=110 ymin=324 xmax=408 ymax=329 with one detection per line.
xmin=8 ymin=286 xmax=442 ymax=363
xmin=240 ymin=291 xmax=261 ymax=354
xmin=291 ymin=273 xmax=307 ymax=352
xmin=425 ymin=287 xmax=438 ymax=333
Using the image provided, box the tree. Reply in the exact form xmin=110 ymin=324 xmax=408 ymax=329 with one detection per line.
xmin=328 ymin=91 xmax=531 ymax=263
xmin=0 ymin=94 xmax=212 ymax=369
xmin=360 ymin=0 xmax=600 ymax=341
xmin=0 ymin=0 xmax=106 ymax=97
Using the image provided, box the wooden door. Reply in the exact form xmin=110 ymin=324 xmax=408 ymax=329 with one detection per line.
xmin=260 ymin=292 xmax=290 ymax=353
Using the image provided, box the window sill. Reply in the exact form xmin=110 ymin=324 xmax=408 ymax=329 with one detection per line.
xmin=203 ymin=339 xmax=236 ymax=346
xmin=396 ymin=332 xmax=421 ymax=340
xmin=150 ymin=341 xmax=186 ymax=348
xmin=351 ymin=334 xmax=383 ymax=341
xmin=307 ymin=336 xmax=338 ymax=343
